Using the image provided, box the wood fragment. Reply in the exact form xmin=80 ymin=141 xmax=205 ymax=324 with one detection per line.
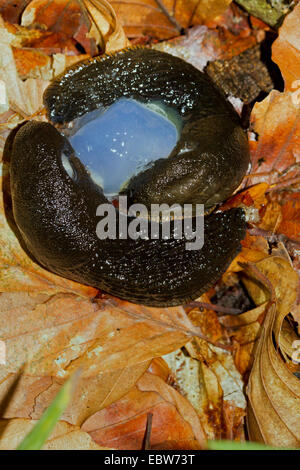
xmin=206 ymin=46 xmax=273 ymax=103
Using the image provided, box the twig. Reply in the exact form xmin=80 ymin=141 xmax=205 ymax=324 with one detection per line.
xmin=184 ymin=301 xmax=241 ymax=315
xmin=248 ymin=226 xmax=300 ymax=249
xmin=154 ymin=0 xmax=183 ymax=33
xmin=239 ymin=261 xmax=276 ymax=304
xmin=142 ymin=412 xmax=153 ymax=450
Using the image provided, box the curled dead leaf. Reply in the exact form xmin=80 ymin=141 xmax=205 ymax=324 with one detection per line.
xmin=241 ymin=255 xmax=300 ymax=447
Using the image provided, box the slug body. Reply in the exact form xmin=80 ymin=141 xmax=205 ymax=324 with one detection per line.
xmin=8 ymin=49 xmax=249 ymax=306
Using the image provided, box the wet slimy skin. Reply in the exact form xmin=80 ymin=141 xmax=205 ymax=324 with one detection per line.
xmin=67 ymin=98 xmax=180 ymax=196
xmin=8 ymin=49 xmax=249 ymax=306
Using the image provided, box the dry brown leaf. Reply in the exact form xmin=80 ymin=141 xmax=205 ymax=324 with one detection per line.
xmin=0 ymin=291 xmax=198 ymax=378
xmin=164 ymin=306 xmax=246 ymax=441
xmin=0 ymin=360 xmax=149 ymax=426
xmin=220 ymin=302 xmax=268 ymax=376
xmin=2 ymin=0 xmax=129 ymax=55
xmin=154 ymin=23 xmax=258 ymax=73
xmin=81 ymin=370 xmax=206 ymax=449
xmin=248 ymin=3 xmax=300 ymax=188
xmin=259 ymin=192 xmax=300 ymax=243
xmin=272 ymin=2 xmax=300 ymax=91
xmin=111 ymin=0 xmax=232 ymax=40
xmin=0 ymin=0 xmax=129 ymax=81
xmin=0 ymin=290 xmax=206 ymax=424
xmin=0 ymin=418 xmax=108 ymax=449
xmin=247 ymin=304 xmax=300 ymax=447
xmin=0 ymin=17 xmax=49 ymax=116
xmin=241 ymin=255 xmax=300 ymax=447
xmin=248 ymin=90 xmax=300 ymax=187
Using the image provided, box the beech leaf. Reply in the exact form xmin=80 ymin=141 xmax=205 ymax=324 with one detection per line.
xmin=242 ymin=256 xmax=300 ymax=447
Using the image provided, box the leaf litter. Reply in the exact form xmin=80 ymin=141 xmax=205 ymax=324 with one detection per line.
xmin=0 ymin=0 xmax=299 ymax=450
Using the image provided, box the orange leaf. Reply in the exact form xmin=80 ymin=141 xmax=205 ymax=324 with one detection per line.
xmin=111 ymin=0 xmax=232 ymax=41
xmin=248 ymin=90 xmax=300 ymax=187
xmin=242 ymin=255 xmax=300 ymax=446
xmin=248 ymin=4 xmax=300 ymax=187
xmin=82 ymin=370 xmax=206 ymax=449
xmin=272 ymin=2 xmax=300 ymax=91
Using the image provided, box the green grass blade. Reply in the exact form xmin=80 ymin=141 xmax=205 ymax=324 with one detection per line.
xmin=17 ymin=374 xmax=75 ymax=450
xmin=208 ymin=440 xmax=298 ymax=450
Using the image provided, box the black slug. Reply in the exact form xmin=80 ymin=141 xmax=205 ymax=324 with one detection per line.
xmin=8 ymin=48 xmax=249 ymax=307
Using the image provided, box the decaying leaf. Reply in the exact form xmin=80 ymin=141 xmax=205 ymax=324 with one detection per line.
xmin=0 ymin=16 xmax=48 ymax=115
xmin=220 ymin=302 xmax=268 ymax=376
xmin=248 ymin=2 xmax=300 ymax=187
xmin=111 ymin=0 xmax=232 ymax=41
xmin=242 ymin=255 xmax=300 ymax=447
xmin=21 ymin=0 xmax=129 ymax=54
xmin=163 ymin=305 xmax=246 ymax=441
xmin=1 ymin=0 xmax=129 ymax=54
xmin=0 ymin=419 xmax=107 ymax=449
xmin=0 ymin=289 xmax=210 ymax=425
xmin=248 ymin=90 xmax=300 ymax=187
xmin=154 ymin=19 xmax=259 ymax=74
xmin=272 ymin=2 xmax=300 ymax=91
xmin=0 ymin=0 xmax=129 ymax=81
xmin=81 ymin=368 xmax=206 ymax=449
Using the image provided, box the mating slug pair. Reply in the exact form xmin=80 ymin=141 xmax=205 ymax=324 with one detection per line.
xmin=6 ymin=48 xmax=249 ymax=306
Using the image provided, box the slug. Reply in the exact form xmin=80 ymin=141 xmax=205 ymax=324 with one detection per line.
xmin=7 ymin=48 xmax=249 ymax=307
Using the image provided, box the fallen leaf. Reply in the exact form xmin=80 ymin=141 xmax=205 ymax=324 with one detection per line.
xmin=0 ymin=17 xmax=49 ymax=115
xmin=2 ymin=0 xmax=129 ymax=55
xmin=0 ymin=290 xmax=208 ymax=424
xmin=272 ymin=2 xmax=300 ymax=91
xmin=154 ymin=22 xmax=258 ymax=73
xmin=205 ymin=45 xmax=273 ymax=104
xmin=241 ymin=255 xmax=300 ymax=447
xmin=0 ymin=418 xmax=107 ymax=449
xmin=0 ymin=0 xmax=31 ymax=24
xmin=82 ymin=370 xmax=206 ymax=449
xmin=220 ymin=302 xmax=268 ymax=376
xmin=164 ymin=306 xmax=246 ymax=441
xmin=111 ymin=0 xmax=232 ymax=40
xmin=0 ymin=0 xmax=129 ymax=80
xmin=248 ymin=90 xmax=300 ymax=187
xmin=247 ymin=2 xmax=300 ymax=188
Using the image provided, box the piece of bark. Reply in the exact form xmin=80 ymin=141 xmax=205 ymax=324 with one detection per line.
xmin=205 ymin=45 xmax=273 ymax=103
